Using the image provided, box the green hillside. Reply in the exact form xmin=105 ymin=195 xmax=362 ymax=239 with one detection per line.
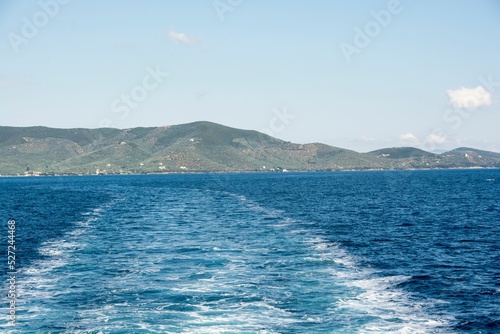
xmin=1 ymin=122 xmax=499 ymax=176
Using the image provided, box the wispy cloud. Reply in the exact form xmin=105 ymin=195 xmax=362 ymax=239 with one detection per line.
xmin=447 ymin=86 xmax=493 ymax=109
xmin=167 ymin=29 xmax=204 ymax=46
xmin=359 ymin=136 xmax=376 ymax=142
xmin=426 ymin=133 xmax=447 ymax=144
xmin=400 ymin=132 xmax=418 ymax=142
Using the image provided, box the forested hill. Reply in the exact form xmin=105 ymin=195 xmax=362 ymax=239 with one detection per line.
xmin=1 ymin=121 xmax=499 ymax=175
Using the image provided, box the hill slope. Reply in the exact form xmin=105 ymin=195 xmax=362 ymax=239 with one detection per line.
xmin=1 ymin=122 xmax=499 ymax=175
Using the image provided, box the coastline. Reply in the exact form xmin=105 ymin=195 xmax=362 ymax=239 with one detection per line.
xmin=1 ymin=166 xmax=498 ymax=178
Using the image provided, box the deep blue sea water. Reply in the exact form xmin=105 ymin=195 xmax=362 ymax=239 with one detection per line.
xmin=1 ymin=169 xmax=499 ymax=333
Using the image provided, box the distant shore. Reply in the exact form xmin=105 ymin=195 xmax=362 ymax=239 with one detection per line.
xmin=1 ymin=166 xmax=498 ymax=178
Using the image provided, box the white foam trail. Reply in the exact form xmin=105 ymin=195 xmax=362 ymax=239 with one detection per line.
xmin=1 ymin=189 xmax=454 ymax=333
xmin=0 ymin=201 xmax=118 ymax=332
xmin=304 ymin=236 xmax=453 ymax=333
xmin=230 ymin=193 xmax=453 ymax=333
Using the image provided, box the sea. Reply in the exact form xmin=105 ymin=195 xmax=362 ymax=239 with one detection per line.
xmin=0 ymin=169 xmax=499 ymax=333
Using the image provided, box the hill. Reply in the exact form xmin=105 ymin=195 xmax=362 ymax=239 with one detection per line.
xmin=0 ymin=122 xmax=499 ymax=175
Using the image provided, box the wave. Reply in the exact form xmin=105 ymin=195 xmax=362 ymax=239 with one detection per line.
xmin=1 ymin=189 xmax=455 ymax=333
xmin=229 ymin=192 xmax=454 ymax=333
xmin=0 ymin=200 xmax=119 ymax=333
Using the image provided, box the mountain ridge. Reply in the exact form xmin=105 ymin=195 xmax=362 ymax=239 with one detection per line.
xmin=1 ymin=121 xmax=499 ymax=175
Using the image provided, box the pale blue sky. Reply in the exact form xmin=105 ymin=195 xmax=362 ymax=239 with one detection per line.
xmin=1 ymin=0 xmax=499 ymax=152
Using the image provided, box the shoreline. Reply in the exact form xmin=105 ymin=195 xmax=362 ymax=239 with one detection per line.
xmin=1 ymin=166 xmax=499 ymax=178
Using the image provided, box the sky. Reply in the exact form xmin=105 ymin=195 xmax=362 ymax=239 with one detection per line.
xmin=1 ymin=0 xmax=500 ymax=152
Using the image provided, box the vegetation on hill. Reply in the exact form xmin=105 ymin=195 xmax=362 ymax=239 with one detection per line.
xmin=1 ymin=122 xmax=499 ymax=175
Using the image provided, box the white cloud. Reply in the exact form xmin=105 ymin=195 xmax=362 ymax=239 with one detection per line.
xmin=359 ymin=136 xmax=376 ymax=142
xmin=167 ymin=29 xmax=203 ymax=46
xmin=399 ymin=132 xmax=418 ymax=142
xmin=447 ymin=86 xmax=493 ymax=109
xmin=425 ymin=133 xmax=447 ymax=144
